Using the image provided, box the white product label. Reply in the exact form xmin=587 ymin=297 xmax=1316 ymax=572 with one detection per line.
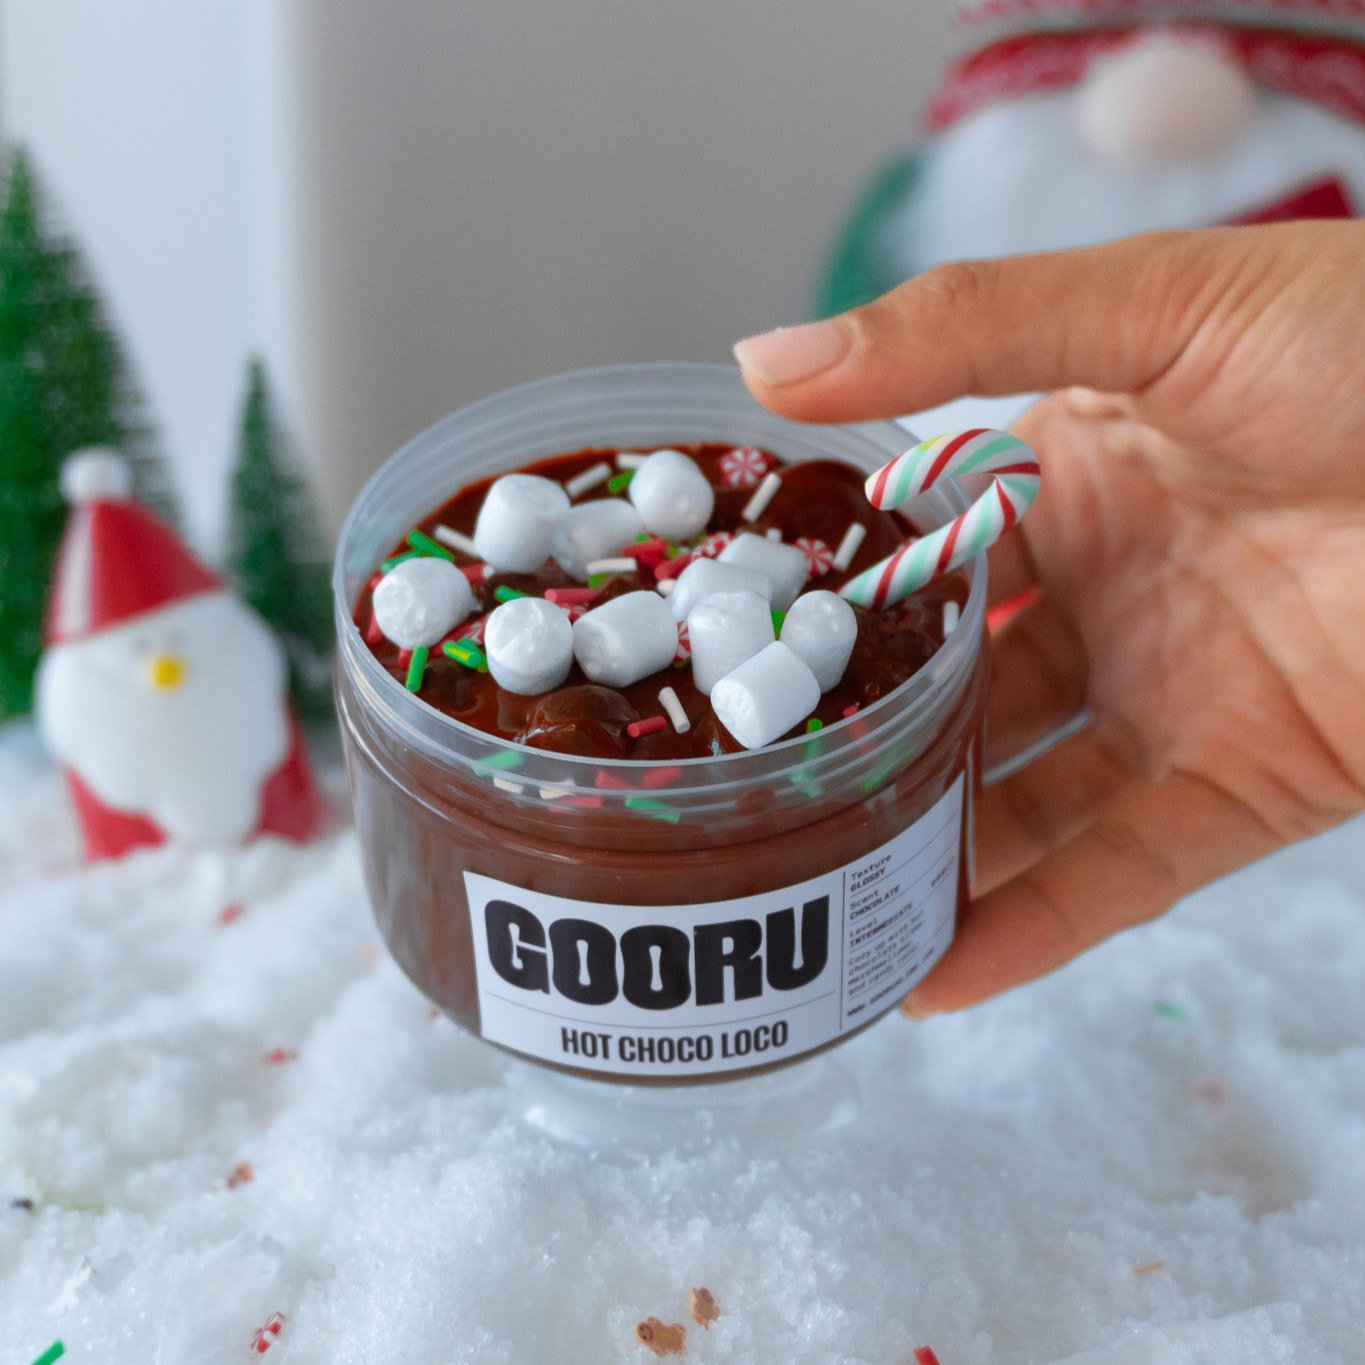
xmin=465 ymin=777 xmax=964 ymax=1077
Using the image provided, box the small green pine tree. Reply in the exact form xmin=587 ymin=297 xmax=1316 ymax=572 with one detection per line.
xmin=226 ymin=358 xmax=335 ymax=724
xmin=0 ymin=147 xmax=175 ymax=719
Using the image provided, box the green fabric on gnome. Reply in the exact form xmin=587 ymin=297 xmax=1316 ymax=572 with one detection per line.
xmin=816 ymin=149 xmax=926 ymax=320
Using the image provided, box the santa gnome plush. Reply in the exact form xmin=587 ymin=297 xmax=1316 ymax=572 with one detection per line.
xmin=821 ymin=0 xmax=1365 ymax=314
xmin=35 ymin=449 xmax=323 ymax=860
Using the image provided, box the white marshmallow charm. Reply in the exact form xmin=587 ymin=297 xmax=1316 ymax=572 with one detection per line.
xmin=628 ymin=448 xmax=715 ymax=541
xmin=717 ymin=532 xmax=809 ymax=611
xmin=668 ymin=557 xmax=773 ymax=622
xmin=473 ymin=474 xmax=571 ymax=573
xmin=712 ymin=642 xmax=821 ymax=751
xmin=572 ymin=590 xmax=678 ymax=687
xmin=687 ymin=589 xmax=775 ymax=696
xmin=485 ymin=596 xmax=574 ymax=695
xmin=552 ymin=499 xmax=646 ymax=581
xmin=372 ymin=556 xmax=474 ymax=650
xmin=780 ymin=590 xmax=857 ymax=692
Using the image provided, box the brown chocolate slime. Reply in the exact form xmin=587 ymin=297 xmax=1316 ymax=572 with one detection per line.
xmin=352 ymin=445 xmax=966 ymax=756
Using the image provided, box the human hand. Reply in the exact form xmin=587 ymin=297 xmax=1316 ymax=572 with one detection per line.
xmin=734 ymin=222 xmax=1365 ymax=1014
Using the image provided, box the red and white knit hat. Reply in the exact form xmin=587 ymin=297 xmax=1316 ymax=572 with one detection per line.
xmin=930 ymin=0 xmax=1365 ymax=128
xmin=46 ymin=448 xmax=219 ymax=646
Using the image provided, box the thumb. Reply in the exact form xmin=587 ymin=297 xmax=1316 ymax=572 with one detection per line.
xmin=733 ymin=229 xmax=1232 ymax=423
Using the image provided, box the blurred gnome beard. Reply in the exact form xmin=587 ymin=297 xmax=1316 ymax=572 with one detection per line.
xmin=38 ymin=592 xmax=289 ymax=845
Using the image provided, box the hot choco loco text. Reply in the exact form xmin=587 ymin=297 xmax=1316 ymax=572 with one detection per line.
xmin=352 ymin=445 xmax=965 ymax=756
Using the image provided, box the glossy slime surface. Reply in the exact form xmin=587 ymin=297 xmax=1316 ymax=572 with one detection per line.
xmin=352 ymin=446 xmax=966 ymax=757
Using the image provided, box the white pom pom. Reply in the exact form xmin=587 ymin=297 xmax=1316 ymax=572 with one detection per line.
xmin=712 ymin=641 xmax=820 ymax=751
xmin=1077 ymin=35 xmax=1259 ymax=171
xmin=61 ymin=447 xmax=134 ymax=504
xmin=372 ymin=556 xmax=473 ymax=650
xmin=628 ymin=449 xmax=715 ymax=541
xmin=485 ymin=596 xmax=574 ymax=695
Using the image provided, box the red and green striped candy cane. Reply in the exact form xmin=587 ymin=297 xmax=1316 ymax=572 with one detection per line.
xmin=838 ymin=429 xmax=1040 ymax=611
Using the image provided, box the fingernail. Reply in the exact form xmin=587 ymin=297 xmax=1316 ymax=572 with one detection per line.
xmin=900 ymin=993 xmax=936 ymax=1020
xmin=733 ymin=318 xmax=851 ymax=386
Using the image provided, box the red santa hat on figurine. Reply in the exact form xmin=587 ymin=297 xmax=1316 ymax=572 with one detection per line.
xmin=36 ymin=449 xmax=322 ymax=860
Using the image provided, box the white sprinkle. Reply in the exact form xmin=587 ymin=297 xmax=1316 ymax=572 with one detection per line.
xmin=565 ymin=462 xmax=612 ymax=498
xmin=657 ymin=578 xmax=676 ymax=596
xmin=433 ymin=524 xmax=480 ymax=558
xmin=492 ymin=776 xmax=524 ymax=795
xmin=658 ymin=685 xmax=691 ymax=734
xmin=943 ymin=600 xmax=961 ymax=635
xmin=539 ymin=785 xmax=573 ymax=801
xmin=616 ymin=451 xmax=647 ymax=469
xmin=832 ymin=522 xmax=867 ymax=572
xmin=741 ymin=470 xmax=782 ymax=523
xmin=764 ymin=526 xmax=782 ymax=541
xmin=585 ymin=556 xmax=637 ymax=577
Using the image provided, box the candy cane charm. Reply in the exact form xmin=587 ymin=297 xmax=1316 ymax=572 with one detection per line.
xmin=839 ymin=429 xmax=1040 ymax=611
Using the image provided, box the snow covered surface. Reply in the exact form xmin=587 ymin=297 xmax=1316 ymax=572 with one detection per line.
xmin=0 ymin=723 xmax=1361 ymax=1364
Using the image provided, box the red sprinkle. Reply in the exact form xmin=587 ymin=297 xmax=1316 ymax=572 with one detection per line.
xmin=627 ymin=716 xmax=667 ymax=739
xmin=653 ymin=553 xmax=693 ymax=582
xmin=543 ymin=587 xmax=599 ymax=606
xmin=914 ymin=1350 xmax=943 ymax=1365
xmin=252 ymin=1312 xmax=286 ymax=1354
xmin=396 ymin=648 xmax=413 ymax=668
xmin=216 ymin=902 xmax=245 ymax=927
xmin=641 ymin=765 xmax=682 ymax=789
xmin=460 ymin=562 xmax=492 ymax=584
xmin=365 ymin=614 xmax=384 ymax=646
xmin=563 ymin=795 xmax=605 ymax=809
xmin=263 ymin=1048 xmax=298 ymax=1066
xmin=595 ymin=770 xmax=634 ymax=790
xmin=621 ymin=537 xmax=669 ymax=562
xmin=842 ymin=705 xmax=861 ymax=718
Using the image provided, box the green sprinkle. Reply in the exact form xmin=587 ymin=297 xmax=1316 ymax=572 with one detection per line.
xmin=635 ymin=532 xmax=651 ymax=542
xmin=493 ymin=585 xmax=528 ymax=604
xmin=1153 ymin=1001 xmax=1187 ymax=1021
xmin=406 ymin=529 xmax=455 ymax=561
xmin=802 ymin=718 xmax=824 ymax=762
xmin=625 ymin=795 xmax=680 ymax=824
xmin=442 ymin=640 xmax=487 ymax=670
xmin=789 ymin=771 xmax=823 ymax=799
xmin=588 ymin=573 xmax=610 ymax=590
xmin=771 ymin=610 xmax=786 ymax=632
xmin=805 ymin=717 xmax=823 ymax=733
xmin=381 ymin=550 xmax=420 ymax=572
xmin=484 ymin=749 xmax=522 ymax=771
xmin=404 ymin=646 xmax=429 ymax=691
xmin=607 ymin=470 xmax=635 ymax=493
xmin=31 ymin=1345 xmax=65 ymax=1365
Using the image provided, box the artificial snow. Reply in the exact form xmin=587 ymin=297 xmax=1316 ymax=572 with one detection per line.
xmin=0 ymin=722 xmax=1361 ymax=1364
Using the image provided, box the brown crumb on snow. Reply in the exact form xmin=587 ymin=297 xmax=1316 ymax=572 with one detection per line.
xmin=688 ymin=1287 xmax=720 ymax=1329
xmin=636 ymin=1317 xmax=687 ymax=1356
xmin=1134 ymin=1260 xmax=1165 ymax=1275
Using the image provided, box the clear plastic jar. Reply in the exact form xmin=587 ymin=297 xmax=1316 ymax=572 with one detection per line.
xmin=334 ymin=364 xmax=988 ymax=1084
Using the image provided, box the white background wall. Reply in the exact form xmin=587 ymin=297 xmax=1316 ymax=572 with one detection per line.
xmin=1 ymin=1 xmax=948 ymax=541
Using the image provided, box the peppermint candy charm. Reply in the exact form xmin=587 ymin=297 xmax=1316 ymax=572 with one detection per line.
xmin=692 ymin=530 xmax=735 ymax=560
xmin=673 ymin=619 xmax=691 ymax=664
xmin=794 ymin=536 xmax=834 ymax=578
xmin=719 ymin=446 xmax=770 ymax=489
